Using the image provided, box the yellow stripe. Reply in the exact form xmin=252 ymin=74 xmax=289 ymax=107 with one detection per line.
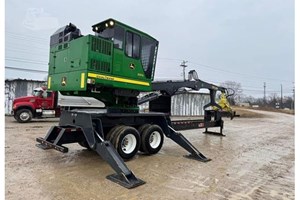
xmin=80 ymin=73 xmax=85 ymax=88
xmin=48 ymin=77 xmax=51 ymax=89
xmin=88 ymin=73 xmax=150 ymax=86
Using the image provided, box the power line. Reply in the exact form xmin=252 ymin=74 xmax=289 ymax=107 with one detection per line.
xmin=190 ymin=61 xmax=291 ymax=83
xmin=5 ymin=46 xmax=49 ymax=53
xmin=6 ymin=41 xmax=48 ymax=50
xmin=205 ymin=79 xmax=283 ymax=91
xmin=6 ymin=35 xmax=49 ymax=45
xmin=5 ymin=57 xmax=47 ymax=65
xmin=5 ymin=49 xmax=48 ymax=57
xmin=157 ymin=57 xmax=293 ymax=83
xmin=5 ymin=30 xmax=293 ymax=84
xmin=5 ymin=66 xmax=47 ymax=73
xmin=5 ymin=31 xmax=49 ymax=41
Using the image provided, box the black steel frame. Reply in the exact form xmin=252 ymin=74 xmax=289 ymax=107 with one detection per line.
xmin=36 ymin=71 xmax=238 ymax=189
xmin=36 ymin=110 xmax=211 ymax=189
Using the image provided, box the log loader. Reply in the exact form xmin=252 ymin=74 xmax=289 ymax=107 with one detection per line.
xmin=36 ymin=18 xmax=237 ymax=189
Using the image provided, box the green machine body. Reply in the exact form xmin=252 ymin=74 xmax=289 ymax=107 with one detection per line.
xmin=48 ymin=19 xmax=159 ymax=112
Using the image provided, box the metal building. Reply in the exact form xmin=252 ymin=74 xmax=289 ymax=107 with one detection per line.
xmin=5 ymin=79 xmax=46 ymax=114
xmin=139 ymin=91 xmax=210 ymax=116
xmin=171 ymin=92 xmax=210 ymax=116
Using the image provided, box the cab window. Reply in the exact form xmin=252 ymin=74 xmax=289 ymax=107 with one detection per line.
xmin=33 ymin=90 xmax=43 ymax=97
xmin=113 ymin=26 xmax=124 ymax=49
xmin=141 ymin=36 xmax=158 ymax=79
xmin=46 ymin=91 xmax=52 ymax=98
xmin=96 ymin=25 xmax=124 ymax=49
xmin=126 ymin=31 xmax=140 ymax=59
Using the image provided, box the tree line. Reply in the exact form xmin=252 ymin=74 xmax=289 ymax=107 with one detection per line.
xmin=220 ymin=81 xmax=294 ymax=110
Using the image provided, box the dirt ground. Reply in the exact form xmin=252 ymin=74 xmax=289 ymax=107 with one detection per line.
xmin=5 ymin=109 xmax=294 ymax=200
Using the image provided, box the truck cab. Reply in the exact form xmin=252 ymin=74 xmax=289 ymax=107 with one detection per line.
xmin=13 ymin=87 xmax=58 ymax=123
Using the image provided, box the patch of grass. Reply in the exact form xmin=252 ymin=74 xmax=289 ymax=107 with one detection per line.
xmin=251 ymin=107 xmax=295 ymax=115
xmin=233 ymin=107 xmax=266 ymax=118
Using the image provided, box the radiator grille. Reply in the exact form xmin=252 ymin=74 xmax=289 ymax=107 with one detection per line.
xmin=90 ymin=59 xmax=111 ymax=72
xmin=91 ymin=37 xmax=112 ymax=55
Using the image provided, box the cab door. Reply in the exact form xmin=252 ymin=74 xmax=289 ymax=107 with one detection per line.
xmin=112 ymin=25 xmax=125 ymax=76
xmin=38 ymin=91 xmax=53 ymax=110
xmin=122 ymin=31 xmax=142 ymax=79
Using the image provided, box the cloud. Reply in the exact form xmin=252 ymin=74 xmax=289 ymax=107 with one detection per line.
xmin=22 ymin=8 xmax=59 ymax=31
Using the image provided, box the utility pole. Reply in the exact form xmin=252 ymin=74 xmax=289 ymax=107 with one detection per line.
xmin=180 ymin=60 xmax=188 ymax=81
xmin=292 ymin=83 xmax=295 ymax=110
xmin=280 ymin=84 xmax=283 ymax=109
xmin=263 ymin=82 xmax=266 ymax=105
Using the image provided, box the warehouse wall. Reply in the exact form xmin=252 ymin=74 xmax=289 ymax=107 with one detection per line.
xmin=171 ymin=93 xmax=210 ymax=116
xmin=139 ymin=92 xmax=210 ymax=116
xmin=5 ymin=79 xmax=45 ymax=114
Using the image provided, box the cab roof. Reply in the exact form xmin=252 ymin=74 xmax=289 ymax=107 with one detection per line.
xmin=92 ymin=18 xmax=158 ymax=42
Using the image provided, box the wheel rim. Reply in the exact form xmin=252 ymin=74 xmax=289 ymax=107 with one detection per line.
xmin=20 ymin=112 xmax=30 ymax=121
xmin=149 ymin=131 xmax=161 ymax=149
xmin=121 ymin=134 xmax=137 ymax=154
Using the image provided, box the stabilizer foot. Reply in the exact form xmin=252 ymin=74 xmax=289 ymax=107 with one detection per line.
xmin=184 ymin=154 xmax=211 ymax=162
xmin=167 ymin=125 xmax=211 ymax=162
xmin=203 ymin=131 xmax=226 ymax=137
xmin=36 ymin=137 xmax=69 ymax=153
xmin=106 ymin=173 xmax=145 ymax=189
xmin=35 ymin=143 xmax=52 ymax=150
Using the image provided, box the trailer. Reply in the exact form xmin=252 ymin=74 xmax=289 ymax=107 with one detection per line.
xmin=36 ymin=18 xmax=237 ymax=189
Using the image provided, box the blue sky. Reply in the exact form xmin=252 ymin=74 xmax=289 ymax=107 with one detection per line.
xmin=5 ymin=0 xmax=295 ymax=97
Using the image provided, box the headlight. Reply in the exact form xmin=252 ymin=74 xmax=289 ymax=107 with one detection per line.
xmin=109 ymin=20 xmax=114 ymax=26
xmin=87 ymin=78 xmax=95 ymax=84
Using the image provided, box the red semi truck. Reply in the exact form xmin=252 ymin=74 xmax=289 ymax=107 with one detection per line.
xmin=12 ymin=86 xmax=104 ymax=123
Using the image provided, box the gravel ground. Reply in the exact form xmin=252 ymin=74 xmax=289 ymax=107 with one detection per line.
xmin=5 ymin=110 xmax=294 ymax=200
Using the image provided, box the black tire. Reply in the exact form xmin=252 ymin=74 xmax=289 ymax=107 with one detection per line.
xmin=106 ymin=125 xmax=125 ymax=142
xmin=112 ymin=126 xmax=141 ymax=160
xmin=137 ymin=124 xmax=151 ymax=152
xmin=140 ymin=125 xmax=164 ymax=155
xmin=16 ymin=109 xmax=33 ymax=123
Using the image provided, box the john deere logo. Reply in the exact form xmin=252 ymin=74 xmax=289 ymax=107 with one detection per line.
xmin=129 ymin=63 xmax=135 ymax=69
xmin=61 ymin=77 xmax=67 ymax=86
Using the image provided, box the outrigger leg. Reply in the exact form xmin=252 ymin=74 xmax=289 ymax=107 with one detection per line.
xmin=94 ymin=134 xmax=145 ymax=189
xmin=166 ymin=125 xmax=211 ymax=162
xmin=36 ymin=112 xmax=145 ymax=189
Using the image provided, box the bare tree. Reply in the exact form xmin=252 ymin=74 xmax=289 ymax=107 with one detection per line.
xmin=220 ymin=81 xmax=243 ymax=105
xmin=283 ymin=96 xmax=294 ymax=109
xmin=240 ymin=95 xmax=256 ymax=104
xmin=268 ymin=93 xmax=279 ymax=108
